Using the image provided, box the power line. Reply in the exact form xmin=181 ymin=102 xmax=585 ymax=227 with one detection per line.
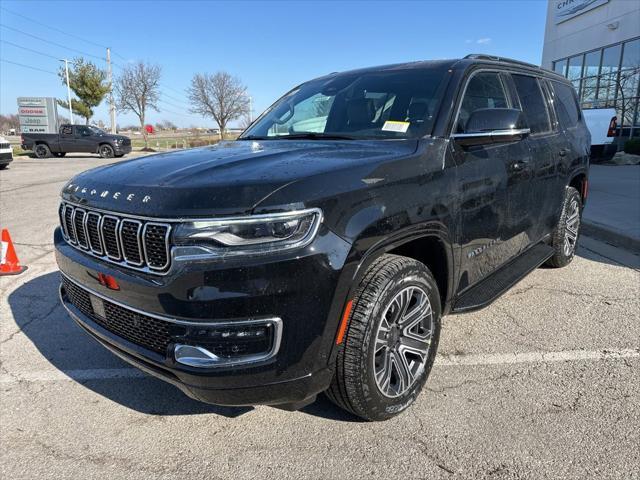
xmin=159 ymin=97 xmax=191 ymax=110
xmin=0 ymin=24 xmax=106 ymax=61
xmin=0 ymin=58 xmax=57 ymax=75
xmin=0 ymin=39 xmax=61 ymax=61
xmin=0 ymin=6 xmax=108 ymax=49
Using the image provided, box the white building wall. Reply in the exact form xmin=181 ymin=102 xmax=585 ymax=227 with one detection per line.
xmin=541 ymin=0 xmax=640 ymax=68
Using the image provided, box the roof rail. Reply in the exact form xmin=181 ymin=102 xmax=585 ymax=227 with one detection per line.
xmin=464 ymin=54 xmax=555 ymax=73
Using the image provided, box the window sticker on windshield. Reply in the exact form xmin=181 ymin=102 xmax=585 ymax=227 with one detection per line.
xmin=382 ymin=121 xmax=410 ymax=133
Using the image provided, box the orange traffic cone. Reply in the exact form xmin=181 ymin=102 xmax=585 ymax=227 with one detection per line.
xmin=0 ymin=229 xmax=27 ymax=276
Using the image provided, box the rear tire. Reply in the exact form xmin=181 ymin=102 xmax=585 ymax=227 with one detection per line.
xmin=99 ymin=144 xmax=114 ymax=158
xmin=546 ymin=186 xmax=582 ymax=268
xmin=0 ymin=164 xmax=7 ymax=170
xmin=326 ymin=254 xmax=441 ymax=421
xmin=34 ymin=144 xmax=51 ymax=159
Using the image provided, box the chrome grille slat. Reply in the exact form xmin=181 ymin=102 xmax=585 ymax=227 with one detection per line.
xmin=85 ymin=212 xmax=103 ymax=254
xmin=119 ymin=219 xmax=143 ymax=266
xmin=73 ymin=209 xmax=88 ymax=249
xmin=59 ymin=202 xmax=172 ymax=274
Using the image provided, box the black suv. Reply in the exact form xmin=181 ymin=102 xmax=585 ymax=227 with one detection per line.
xmin=56 ymin=55 xmax=589 ymax=421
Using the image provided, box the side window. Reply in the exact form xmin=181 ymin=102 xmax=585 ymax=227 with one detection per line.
xmin=60 ymin=125 xmax=72 ymax=135
xmin=511 ymin=74 xmax=552 ymax=134
xmin=76 ymin=126 xmax=91 ymax=136
xmin=552 ymin=81 xmax=580 ymax=128
xmin=456 ymin=72 xmax=509 ymax=132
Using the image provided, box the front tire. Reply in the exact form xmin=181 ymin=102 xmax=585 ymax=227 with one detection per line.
xmin=326 ymin=254 xmax=441 ymax=421
xmin=546 ymin=186 xmax=582 ymax=268
xmin=34 ymin=144 xmax=51 ymax=159
xmin=99 ymin=144 xmax=114 ymax=158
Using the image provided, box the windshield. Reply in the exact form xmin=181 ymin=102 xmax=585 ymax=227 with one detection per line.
xmin=240 ymin=67 xmax=449 ymax=140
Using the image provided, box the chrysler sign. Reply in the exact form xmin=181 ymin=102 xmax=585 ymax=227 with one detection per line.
xmin=554 ymin=0 xmax=610 ymax=24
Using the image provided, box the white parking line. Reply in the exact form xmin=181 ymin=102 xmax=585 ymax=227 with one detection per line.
xmin=0 ymin=348 xmax=638 ymax=384
xmin=436 ymin=348 xmax=640 ymax=366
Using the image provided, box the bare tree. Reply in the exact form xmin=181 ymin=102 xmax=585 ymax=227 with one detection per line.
xmin=187 ymin=72 xmax=249 ymax=139
xmin=115 ymin=62 xmax=161 ymax=149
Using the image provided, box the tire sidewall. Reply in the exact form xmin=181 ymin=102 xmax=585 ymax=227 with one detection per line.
xmin=34 ymin=144 xmax=50 ymax=158
xmin=100 ymin=144 xmax=114 ymax=158
xmin=357 ymin=263 xmax=441 ymax=420
xmin=556 ymin=187 xmax=582 ymax=265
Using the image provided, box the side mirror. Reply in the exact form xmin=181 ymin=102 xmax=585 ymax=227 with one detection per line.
xmin=452 ymin=108 xmax=530 ymax=147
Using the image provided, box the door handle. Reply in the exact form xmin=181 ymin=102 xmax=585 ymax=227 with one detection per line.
xmin=559 ymin=148 xmax=568 ymax=157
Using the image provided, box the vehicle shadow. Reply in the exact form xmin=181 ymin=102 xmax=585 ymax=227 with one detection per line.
xmin=7 ymin=271 xmax=361 ymax=421
xmin=7 ymin=271 xmax=251 ymax=418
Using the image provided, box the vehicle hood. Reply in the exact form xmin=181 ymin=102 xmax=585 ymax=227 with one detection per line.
xmin=61 ymin=139 xmax=418 ymax=217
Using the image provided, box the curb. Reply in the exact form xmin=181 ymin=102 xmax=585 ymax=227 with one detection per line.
xmin=582 ymin=220 xmax=640 ymax=253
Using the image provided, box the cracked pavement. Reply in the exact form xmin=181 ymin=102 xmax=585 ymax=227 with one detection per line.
xmin=1 ymin=155 xmax=640 ymax=479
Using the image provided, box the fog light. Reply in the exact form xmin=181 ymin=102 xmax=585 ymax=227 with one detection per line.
xmin=174 ymin=318 xmax=282 ymax=368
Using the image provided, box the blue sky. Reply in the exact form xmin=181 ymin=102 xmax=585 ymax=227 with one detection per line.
xmin=0 ymin=0 xmax=548 ymax=128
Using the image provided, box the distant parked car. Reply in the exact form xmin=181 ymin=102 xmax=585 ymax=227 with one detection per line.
xmin=0 ymin=136 xmax=13 ymax=170
xmin=21 ymin=125 xmax=132 ymax=159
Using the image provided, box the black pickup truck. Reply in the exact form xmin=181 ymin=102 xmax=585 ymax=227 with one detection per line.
xmin=21 ymin=125 xmax=131 ymax=159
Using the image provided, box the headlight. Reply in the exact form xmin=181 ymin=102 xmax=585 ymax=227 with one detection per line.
xmin=173 ymin=208 xmax=322 ymax=256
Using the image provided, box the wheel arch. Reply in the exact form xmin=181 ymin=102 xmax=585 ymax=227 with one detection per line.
xmin=349 ymin=226 xmax=455 ymax=314
xmin=568 ymin=170 xmax=588 ymax=202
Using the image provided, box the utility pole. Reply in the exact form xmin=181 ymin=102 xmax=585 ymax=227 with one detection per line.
xmin=106 ymin=48 xmax=116 ymax=133
xmin=61 ymin=59 xmax=74 ymax=124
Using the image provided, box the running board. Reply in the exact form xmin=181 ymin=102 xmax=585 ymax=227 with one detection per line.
xmin=452 ymin=243 xmax=554 ymax=313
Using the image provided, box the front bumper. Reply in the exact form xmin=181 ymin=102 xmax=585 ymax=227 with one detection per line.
xmin=114 ymin=144 xmax=132 ymax=155
xmin=0 ymin=151 xmax=13 ymax=164
xmin=55 ymin=225 xmax=353 ymax=406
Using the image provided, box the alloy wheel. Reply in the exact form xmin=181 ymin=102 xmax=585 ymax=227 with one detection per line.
xmin=563 ymin=198 xmax=580 ymax=257
xmin=373 ymin=286 xmax=433 ymax=398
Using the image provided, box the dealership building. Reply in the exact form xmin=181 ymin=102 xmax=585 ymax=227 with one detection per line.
xmin=541 ymin=0 xmax=640 ymax=134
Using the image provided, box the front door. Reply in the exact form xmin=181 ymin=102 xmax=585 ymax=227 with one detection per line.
xmin=451 ymin=71 xmax=532 ymax=290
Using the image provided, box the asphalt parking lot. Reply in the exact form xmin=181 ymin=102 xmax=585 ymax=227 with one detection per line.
xmin=1 ymin=154 xmax=639 ymax=479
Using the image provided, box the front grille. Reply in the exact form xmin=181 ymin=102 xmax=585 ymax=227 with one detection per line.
xmin=0 ymin=142 xmax=10 ymax=149
xmin=62 ymin=276 xmax=177 ymax=354
xmin=59 ymin=202 xmax=171 ymax=273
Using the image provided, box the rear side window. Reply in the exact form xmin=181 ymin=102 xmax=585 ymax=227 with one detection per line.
xmin=552 ymin=81 xmax=580 ymax=128
xmin=60 ymin=125 xmax=72 ymax=135
xmin=512 ymin=74 xmax=552 ymax=134
xmin=456 ymin=72 xmax=509 ymax=132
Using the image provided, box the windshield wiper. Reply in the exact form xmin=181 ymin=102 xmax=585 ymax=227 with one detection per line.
xmin=275 ymin=132 xmax=355 ymax=140
xmin=239 ymin=132 xmax=356 ymax=141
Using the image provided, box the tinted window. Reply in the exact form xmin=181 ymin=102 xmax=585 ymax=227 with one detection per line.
xmin=60 ymin=125 xmax=72 ymax=135
xmin=457 ymin=72 xmax=508 ymax=132
xmin=553 ymin=82 xmax=580 ymax=128
xmin=512 ymin=74 xmax=551 ymax=134
xmin=76 ymin=126 xmax=91 ymax=136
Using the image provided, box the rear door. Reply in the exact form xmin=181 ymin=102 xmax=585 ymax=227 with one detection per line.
xmin=450 ymin=70 xmax=532 ymax=289
xmin=58 ymin=125 xmax=75 ymax=151
xmin=510 ymin=74 xmax=564 ymax=246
